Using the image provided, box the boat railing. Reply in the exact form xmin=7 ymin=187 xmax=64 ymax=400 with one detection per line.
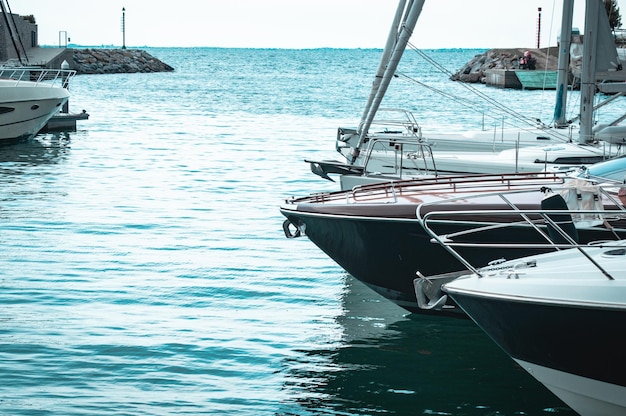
xmin=347 ymin=172 xmax=567 ymax=203
xmin=338 ymin=108 xmax=424 ymax=163
xmin=360 ymin=138 xmax=438 ymax=179
xmin=286 ymin=172 xmax=570 ymax=205
xmin=0 ymin=67 xmax=76 ymax=88
xmin=367 ymin=108 xmax=422 ymax=137
xmin=416 ymin=184 xmax=626 ymax=278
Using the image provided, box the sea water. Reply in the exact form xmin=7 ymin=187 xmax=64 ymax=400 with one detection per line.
xmin=0 ymin=47 xmax=589 ymax=415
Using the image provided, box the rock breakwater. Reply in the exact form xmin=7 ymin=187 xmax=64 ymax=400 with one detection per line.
xmin=72 ymin=48 xmax=174 ymax=74
xmin=451 ymin=48 xmax=559 ymax=83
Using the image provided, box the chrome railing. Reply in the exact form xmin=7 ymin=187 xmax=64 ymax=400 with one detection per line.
xmin=0 ymin=67 xmax=76 ymax=88
xmin=359 ymin=138 xmax=437 ymax=179
xmin=416 ymin=184 xmax=626 ymax=277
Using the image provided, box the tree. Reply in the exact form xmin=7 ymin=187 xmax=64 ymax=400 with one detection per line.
xmin=604 ymin=0 xmax=622 ymax=31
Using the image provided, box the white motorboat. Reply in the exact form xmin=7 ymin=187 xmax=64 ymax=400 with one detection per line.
xmin=438 ymin=226 xmax=626 ymax=415
xmin=0 ymin=67 xmax=74 ymax=143
xmin=282 ymin=155 xmax=626 ymax=315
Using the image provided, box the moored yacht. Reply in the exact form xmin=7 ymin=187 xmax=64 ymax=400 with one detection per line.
xmin=440 ymin=231 xmax=626 ymax=415
xmin=0 ymin=67 xmax=73 ymax=144
xmin=281 ymin=157 xmax=626 ymax=315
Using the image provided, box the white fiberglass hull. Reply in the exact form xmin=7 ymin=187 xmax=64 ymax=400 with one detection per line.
xmin=444 ymin=243 xmax=626 ymax=415
xmin=421 ymin=127 xmax=572 ymax=153
xmin=428 ymin=142 xmax=607 ymax=175
xmin=339 ymin=142 xmax=608 ymax=190
xmin=0 ymin=79 xmax=70 ymax=142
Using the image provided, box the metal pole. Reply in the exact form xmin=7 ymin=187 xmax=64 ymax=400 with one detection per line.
xmin=537 ymin=7 xmax=542 ymax=48
xmin=59 ymin=30 xmax=69 ymax=48
xmin=122 ymin=7 xmax=126 ymax=49
xmin=61 ymin=60 xmax=70 ymax=113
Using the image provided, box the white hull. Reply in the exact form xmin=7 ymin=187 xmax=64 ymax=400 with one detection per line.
xmin=338 ymin=141 xmax=609 ymax=190
xmin=515 ymin=359 xmax=626 ymax=416
xmin=418 ymin=126 xmax=572 ymax=153
xmin=0 ymin=74 xmax=71 ymax=143
xmin=428 ymin=143 xmax=607 ymax=174
xmin=440 ymin=238 xmax=626 ymax=416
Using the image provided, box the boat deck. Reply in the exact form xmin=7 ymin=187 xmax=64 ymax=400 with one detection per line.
xmin=286 ymin=173 xmax=569 ymax=206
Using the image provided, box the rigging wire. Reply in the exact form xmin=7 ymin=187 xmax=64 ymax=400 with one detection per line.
xmin=4 ymin=0 xmax=29 ymax=64
xmin=0 ymin=0 xmax=25 ymax=65
xmin=408 ymin=43 xmax=545 ymax=125
xmin=399 ymin=42 xmax=573 ymax=142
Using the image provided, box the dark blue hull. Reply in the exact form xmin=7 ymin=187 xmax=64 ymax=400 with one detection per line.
xmin=447 ymin=292 xmax=626 ymax=387
xmin=281 ymin=208 xmax=626 ymax=315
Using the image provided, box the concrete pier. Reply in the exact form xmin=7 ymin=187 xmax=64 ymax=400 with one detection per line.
xmin=483 ymin=69 xmax=558 ymax=90
xmin=41 ymin=111 xmax=90 ymax=133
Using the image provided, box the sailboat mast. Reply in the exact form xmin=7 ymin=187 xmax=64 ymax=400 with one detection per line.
xmin=579 ymin=0 xmax=600 ymax=144
xmin=352 ymin=0 xmax=425 ymax=162
xmin=358 ymin=0 xmax=408 ymax=131
xmin=554 ymin=0 xmax=574 ymax=128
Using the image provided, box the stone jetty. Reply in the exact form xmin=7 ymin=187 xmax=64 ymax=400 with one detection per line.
xmin=451 ymin=48 xmax=559 ymax=83
xmin=71 ymin=49 xmax=174 ymax=74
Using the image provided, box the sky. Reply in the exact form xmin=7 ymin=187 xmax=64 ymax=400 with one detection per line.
xmin=9 ymin=1 xmax=626 ymax=49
